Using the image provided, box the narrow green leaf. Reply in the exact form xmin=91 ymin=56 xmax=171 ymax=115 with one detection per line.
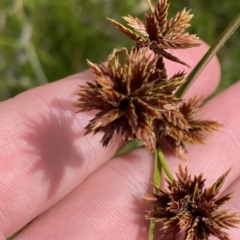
xmin=148 ymin=148 xmax=162 ymax=240
xmin=114 ymin=140 xmax=143 ymax=157
xmin=157 ymin=148 xmax=173 ymax=181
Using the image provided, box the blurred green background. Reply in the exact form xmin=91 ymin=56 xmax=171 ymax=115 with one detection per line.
xmin=0 ymin=0 xmax=239 ymax=101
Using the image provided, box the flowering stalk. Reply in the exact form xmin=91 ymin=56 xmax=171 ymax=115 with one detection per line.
xmin=148 ymin=148 xmax=162 ymax=240
xmin=157 ymin=148 xmax=173 ymax=181
xmin=148 ymin=147 xmax=173 ymax=240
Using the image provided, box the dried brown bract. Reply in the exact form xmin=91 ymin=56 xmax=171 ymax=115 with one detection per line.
xmin=145 ymin=165 xmax=240 ymax=240
xmin=156 ymin=97 xmax=222 ymax=160
xmin=75 ymin=47 xmax=186 ymax=152
xmin=107 ymin=0 xmax=200 ymax=67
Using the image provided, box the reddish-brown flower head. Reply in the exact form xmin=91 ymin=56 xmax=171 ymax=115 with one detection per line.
xmin=75 ymin=0 xmax=221 ymax=158
xmin=157 ymin=97 xmax=222 ymax=160
xmin=107 ymin=0 xmax=200 ymax=66
xmin=145 ymin=165 xmax=240 ymax=240
xmin=75 ymin=47 xmax=186 ymax=152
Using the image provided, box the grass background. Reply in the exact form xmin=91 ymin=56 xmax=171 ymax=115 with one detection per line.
xmin=0 ymin=0 xmax=239 ymax=101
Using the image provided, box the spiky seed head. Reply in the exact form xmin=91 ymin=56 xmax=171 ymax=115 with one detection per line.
xmin=157 ymin=97 xmax=222 ymax=160
xmin=145 ymin=165 xmax=240 ymax=240
xmin=107 ymin=0 xmax=200 ymax=67
xmin=76 ymin=47 xmax=185 ymax=151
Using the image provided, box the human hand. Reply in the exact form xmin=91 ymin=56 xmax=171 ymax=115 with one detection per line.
xmin=1 ymin=42 xmax=239 ymax=240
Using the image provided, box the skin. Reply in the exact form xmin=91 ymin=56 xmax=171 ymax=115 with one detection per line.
xmin=0 ymin=42 xmax=240 ymax=240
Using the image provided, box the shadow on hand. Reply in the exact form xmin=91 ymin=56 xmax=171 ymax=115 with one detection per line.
xmin=21 ymin=98 xmax=95 ymax=199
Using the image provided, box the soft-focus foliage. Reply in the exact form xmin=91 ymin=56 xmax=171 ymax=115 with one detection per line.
xmin=0 ymin=0 xmax=239 ymax=100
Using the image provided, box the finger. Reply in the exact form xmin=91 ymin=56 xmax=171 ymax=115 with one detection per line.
xmin=172 ymin=80 xmax=240 ymax=188
xmin=13 ymin=81 xmax=240 ymax=240
xmin=218 ymin=177 xmax=240 ymax=240
xmin=0 ymin=42 xmax=220 ymax=237
xmin=0 ymin=70 xmax=124 ymax=237
xmin=13 ymin=149 xmax=153 ymax=240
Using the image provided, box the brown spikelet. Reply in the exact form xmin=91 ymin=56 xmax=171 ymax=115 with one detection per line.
xmin=107 ymin=0 xmax=200 ymax=66
xmin=160 ymin=97 xmax=222 ymax=160
xmin=122 ymin=15 xmax=148 ymax=36
xmin=106 ymin=18 xmax=141 ymax=42
xmin=145 ymin=165 xmax=240 ymax=240
xmin=164 ymin=8 xmax=198 ymax=48
xmin=75 ymin=47 xmax=184 ymax=152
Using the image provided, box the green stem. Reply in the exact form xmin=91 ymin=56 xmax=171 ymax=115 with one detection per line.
xmin=154 ymin=148 xmax=163 ymax=191
xmin=114 ymin=140 xmax=143 ymax=157
xmin=148 ymin=148 xmax=162 ymax=240
xmin=176 ymin=13 xmax=240 ymax=98
xmin=157 ymin=148 xmax=174 ymax=181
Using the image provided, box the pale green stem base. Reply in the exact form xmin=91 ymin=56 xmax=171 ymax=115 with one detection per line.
xmin=148 ymin=148 xmax=162 ymax=240
xmin=157 ymin=149 xmax=174 ymax=181
xmin=114 ymin=140 xmax=143 ymax=157
xmin=148 ymin=148 xmax=173 ymax=240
